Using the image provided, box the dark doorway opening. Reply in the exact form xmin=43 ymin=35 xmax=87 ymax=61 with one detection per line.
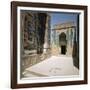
xmin=61 ymin=45 xmax=66 ymax=54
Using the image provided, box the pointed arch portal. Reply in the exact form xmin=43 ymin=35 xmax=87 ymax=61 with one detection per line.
xmin=59 ymin=32 xmax=67 ymax=54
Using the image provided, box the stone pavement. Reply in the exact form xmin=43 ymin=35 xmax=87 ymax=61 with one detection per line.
xmin=23 ymin=55 xmax=79 ymax=78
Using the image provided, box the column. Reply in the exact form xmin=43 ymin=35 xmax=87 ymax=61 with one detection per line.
xmin=43 ymin=14 xmax=50 ymax=53
xmin=67 ymin=28 xmax=71 ymax=56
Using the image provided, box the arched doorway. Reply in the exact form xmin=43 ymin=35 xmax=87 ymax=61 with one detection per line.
xmin=59 ymin=32 xmax=67 ymax=55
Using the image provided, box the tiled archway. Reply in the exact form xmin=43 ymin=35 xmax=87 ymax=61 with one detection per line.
xmin=59 ymin=32 xmax=67 ymax=55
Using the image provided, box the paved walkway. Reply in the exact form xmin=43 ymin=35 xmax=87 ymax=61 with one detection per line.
xmin=23 ymin=55 xmax=79 ymax=78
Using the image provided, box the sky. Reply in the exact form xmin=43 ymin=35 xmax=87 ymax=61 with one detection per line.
xmin=50 ymin=12 xmax=79 ymax=29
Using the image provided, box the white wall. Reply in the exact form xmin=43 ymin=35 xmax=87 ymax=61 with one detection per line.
xmin=0 ymin=0 xmax=89 ymax=90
